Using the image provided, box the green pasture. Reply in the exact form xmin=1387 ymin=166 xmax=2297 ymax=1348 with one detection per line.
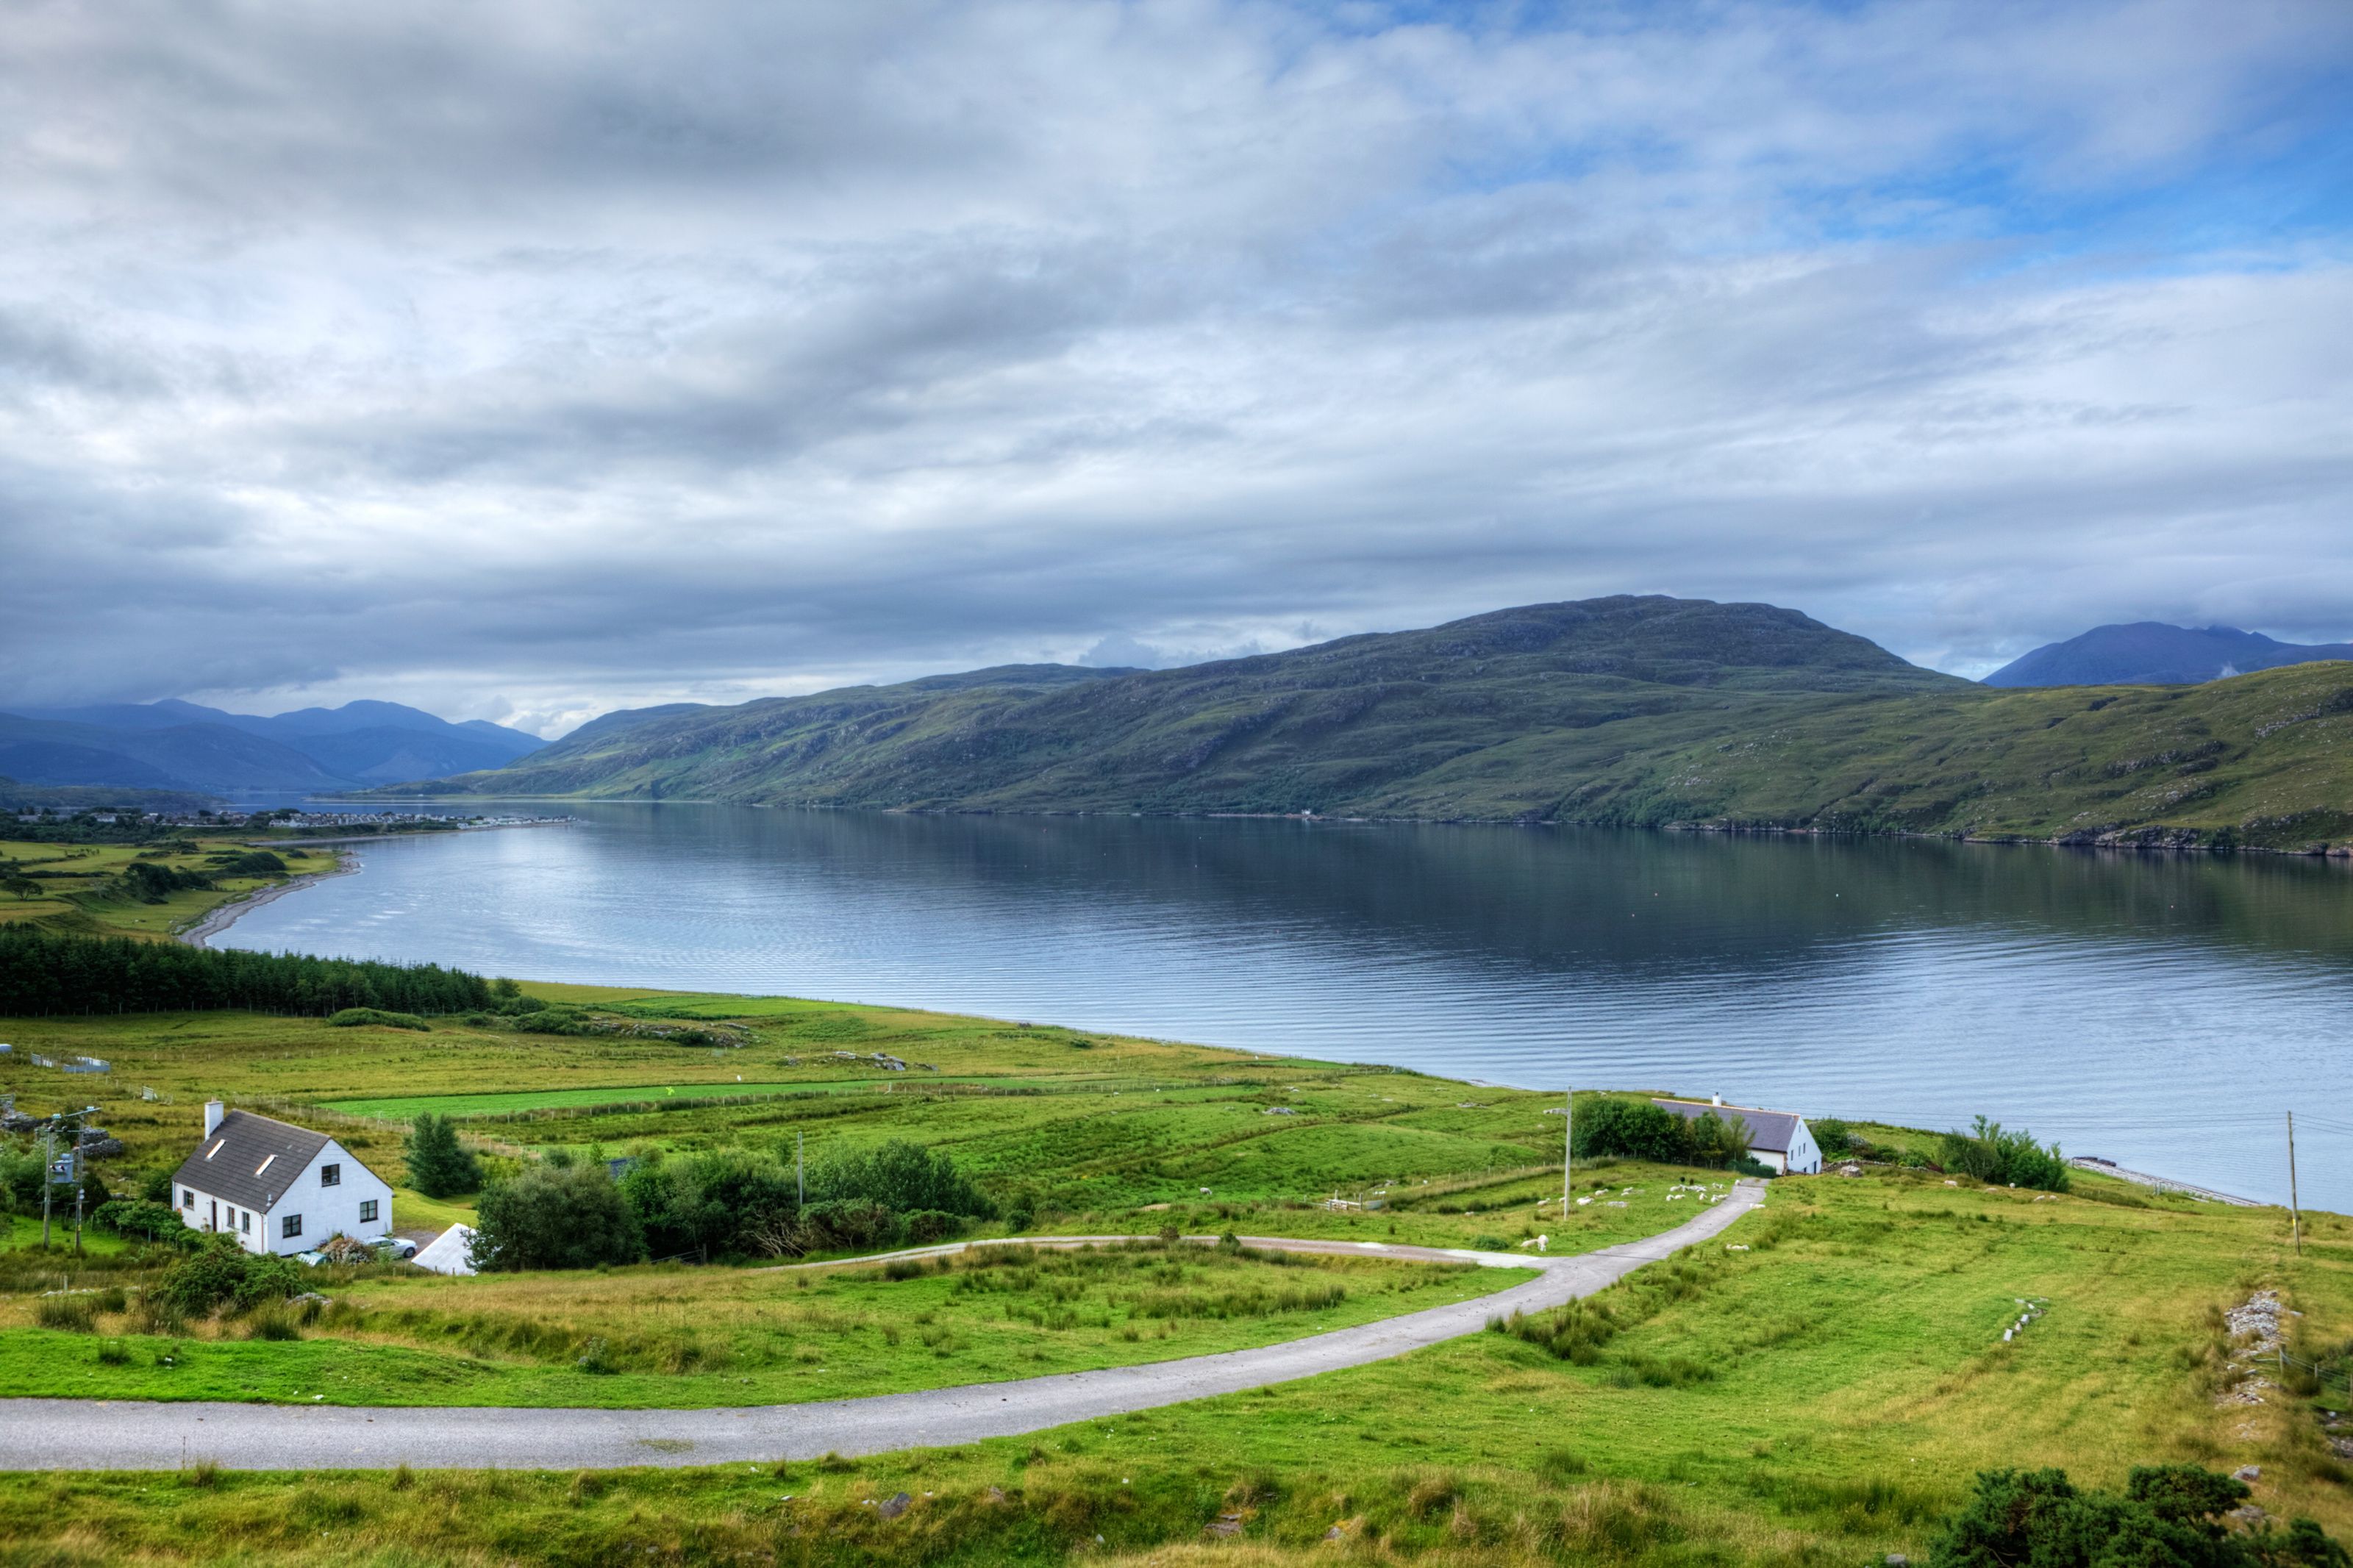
xmin=0 ymin=1241 xmax=1532 ymax=1410
xmin=7 ymin=1165 xmax=2350 ymax=1567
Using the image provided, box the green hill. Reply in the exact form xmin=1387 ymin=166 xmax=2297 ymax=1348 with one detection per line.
xmin=388 ymin=595 xmax=2353 ymax=851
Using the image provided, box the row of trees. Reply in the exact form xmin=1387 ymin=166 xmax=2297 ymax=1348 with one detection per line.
xmin=464 ymin=1139 xmax=996 ymax=1271
xmin=0 ymin=928 xmax=493 ymax=1017
xmin=1572 ymin=1098 xmax=1768 ymax=1173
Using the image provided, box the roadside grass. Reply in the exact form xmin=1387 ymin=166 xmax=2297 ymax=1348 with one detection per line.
xmin=8 ymin=1165 xmax=2352 ymax=1566
xmin=0 ymin=1242 xmax=1530 ymax=1409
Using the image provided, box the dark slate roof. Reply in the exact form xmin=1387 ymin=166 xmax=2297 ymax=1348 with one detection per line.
xmin=171 ymin=1110 xmax=334 ymax=1212
xmin=1652 ymin=1098 xmax=1804 ymax=1153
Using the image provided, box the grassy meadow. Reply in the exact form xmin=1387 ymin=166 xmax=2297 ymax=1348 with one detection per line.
xmin=5 ymin=982 xmax=2352 ymax=1564
xmin=2 ymin=1160 xmax=2348 ymax=1566
xmin=0 ymin=832 xmax=331 ymax=941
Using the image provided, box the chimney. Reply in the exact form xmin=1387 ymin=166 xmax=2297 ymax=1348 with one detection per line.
xmin=1711 ymin=1093 xmax=1723 ymax=1107
xmin=204 ymin=1100 xmax=225 ymax=1136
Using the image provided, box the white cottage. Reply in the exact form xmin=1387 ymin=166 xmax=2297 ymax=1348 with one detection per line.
xmin=1652 ymin=1096 xmax=1824 ymax=1175
xmin=172 ymin=1101 xmax=394 ymax=1254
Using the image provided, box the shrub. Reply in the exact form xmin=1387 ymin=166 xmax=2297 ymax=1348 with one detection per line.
xmin=799 ymin=1198 xmax=898 ymax=1253
xmin=1937 ymin=1117 xmax=2069 ymax=1193
xmin=93 ymin=1198 xmax=190 ymax=1242
xmin=328 ymin=1007 xmax=429 ymax=1031
xmin=152 ymin=1236 xmax=306 ymax=1317
xmin=808 ymin=1139 xmax=994 ymax=1219
xmin=469 ymin=1163 xmax=644 ymax=1271
xmin=1929 ymin=1464 xmax=2348 ymax=1568
xmin=404 ymin=1114 xmax=482 ymax=1198
xmin=1812 ymin=1118 xmax=1854 ymax=1156
xmin=1576 ymin=1098 xmax=1755 ymax=1170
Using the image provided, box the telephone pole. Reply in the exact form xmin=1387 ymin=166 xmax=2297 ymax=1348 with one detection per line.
xmin=2288 ymin=1111 xmax=2302 ymax=1256
xmin=1563 ymin=1088 xmax=1573 ymax=1220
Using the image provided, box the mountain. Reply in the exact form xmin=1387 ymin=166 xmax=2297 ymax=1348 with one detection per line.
xmin=1985 ymin=623 xmax=2353 ymax=687
xmin=381 ymin=595 xmax=1963 ymax=812
xmin=0 ymin=698 xmax=546 ymax=794
xmin=0 ymin=712 xmax=349 ymax=793
xmin=385 ymin=594 xmax=2353 ymax=851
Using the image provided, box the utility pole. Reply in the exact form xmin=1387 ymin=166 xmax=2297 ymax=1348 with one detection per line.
xmin=2288 ymin=1111 xmax=2302 ymax=1256
xmin=39 ymin=1123 xmax=52 ymax=1249
xmin=1563 ymin=1087 xmax=1573 ymax=1220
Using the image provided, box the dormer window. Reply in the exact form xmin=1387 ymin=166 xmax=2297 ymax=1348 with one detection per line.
xmin=318 ymin=1163 xmax=340 ymax=1187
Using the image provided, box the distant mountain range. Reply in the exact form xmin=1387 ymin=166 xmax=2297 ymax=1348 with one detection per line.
xmin=1986 ymin=623 xmax=2353 ymax=687
xmin=0 ymin=699 xmax=544 ymax=795
xmin=371 ymin=594 xmax=2353 ymax=850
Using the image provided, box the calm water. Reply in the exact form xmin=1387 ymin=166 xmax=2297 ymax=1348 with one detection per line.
xmin=222 ymin=804 xmax=2353 ymax=1209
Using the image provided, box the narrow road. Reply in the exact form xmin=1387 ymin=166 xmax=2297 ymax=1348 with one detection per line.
xmin=1 ymin=1183 xmax=1763 ymax=1472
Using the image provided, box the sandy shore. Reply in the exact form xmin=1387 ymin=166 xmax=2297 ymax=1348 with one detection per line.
xmin=176 ymin=851 xmax=355 ymax=948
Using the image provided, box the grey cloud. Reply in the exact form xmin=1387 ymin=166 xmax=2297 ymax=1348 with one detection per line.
xmin=1 ymin=1 xmax=2349 ymax=720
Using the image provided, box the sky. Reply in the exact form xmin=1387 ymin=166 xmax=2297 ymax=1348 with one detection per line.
xmin=2 ymin=1 xmax=2349 ymax=737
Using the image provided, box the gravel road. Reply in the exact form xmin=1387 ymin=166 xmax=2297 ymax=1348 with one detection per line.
xmin=1 ymin=1181 xmax=1763 ymax=1472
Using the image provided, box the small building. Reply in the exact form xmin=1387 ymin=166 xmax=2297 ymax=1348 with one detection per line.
xmin=172 ymin=1100 xmax=393 ymax=1254
xmin=1652 ymin=1095 xmax=1824 ymax=1175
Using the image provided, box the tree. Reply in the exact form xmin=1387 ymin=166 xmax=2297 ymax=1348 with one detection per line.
xmin=403 ymin=1114 xmax=482 ymax=1198
xmin=468 ymin=1164 xmax=643 ymax=1271
xmin=2 ymin=876 xmax=40 ymax=901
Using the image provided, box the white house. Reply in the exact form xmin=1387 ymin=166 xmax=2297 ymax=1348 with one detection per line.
xmin=1652 ymin=1095 xmax=1824 ymax=1175
xmin=172 ymin=1101 xmax=394 ymax=1254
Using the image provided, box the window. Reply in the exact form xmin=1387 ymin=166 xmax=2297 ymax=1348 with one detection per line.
xmin=359 ymin=1199 xmax=378 ymax=1224
xmin=182 ymin=1189 xmax=195 ymax=1208
xmin=239 ymin=1211 xmax=251 ymax=1234
xmin=318 ymin=1163 xmax=340 ymax=1187
xmin=254 ymin=1154 xmax=277 ymax=1176
xmin=281 ymin=1214 xmax=302 ymax=1239
xmin=204 ymin=1140 xmax=224 ymax=1160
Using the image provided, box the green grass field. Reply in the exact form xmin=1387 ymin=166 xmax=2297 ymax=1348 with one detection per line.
xmin=0 ymin=833 xmax=329 ymax=941
xmin=0 ymin=1241 xmax=1532 ymax=1409
xmin=5 ymin=984 xmax=2352 ymax=1565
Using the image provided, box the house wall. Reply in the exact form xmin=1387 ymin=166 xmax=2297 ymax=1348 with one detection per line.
xmin=174 ymin=1139 xmax=394 ymax=1254
xmin=257 ymin=1139 xmax=395 ymax=1254
xmin=1783 ymin=1121 xmax=1823 ymax=1175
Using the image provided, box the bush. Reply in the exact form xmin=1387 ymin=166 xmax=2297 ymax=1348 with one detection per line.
xmin=799 ymin=1198 xmax=898 ymax=1253
xmin=1812 ymin=1118 xmax=1854 ymax=1156
xmin=901 ymin=1209 xmax=967 ymax=1245
xmin=328 ymin=1007 xmax=429 ymax=1031
xmin=152 ymin=1236 xmax=305 ymax=1317
xmin=469 ymin=1163 xmax=644 ymax=1271
xmin=93 ymin=1199 xmax=188 ymax=1242
xmin=1930 ymin=1464 xmax=2347 ymax=1568
xmin=1576 ymin=1098 xmax=1754 ymax=1170
xmin=404 ymin=1114 xmax=482 ymax=1198
xmin=1938 ymin=1117 xmax=2069 ymax=1193
xmin=808 ymin=1139 xmax=994 ymax=1219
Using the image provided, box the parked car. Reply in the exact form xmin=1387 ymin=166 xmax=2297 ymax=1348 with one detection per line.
xmin=377 ymin=1237 xmax=418 ymax=1261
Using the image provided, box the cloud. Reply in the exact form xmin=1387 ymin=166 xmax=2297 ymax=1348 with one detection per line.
xmin=1 ymin=0 xmax=2349 ymax=723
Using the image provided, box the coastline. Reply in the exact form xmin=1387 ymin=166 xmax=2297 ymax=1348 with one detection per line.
xmin=175 ymin=850 xmax=355 ymax=949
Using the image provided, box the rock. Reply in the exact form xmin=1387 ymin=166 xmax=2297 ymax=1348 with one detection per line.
xmin=985 ymin=1486 xmax=1006 ymax=1504
xmin=877 ymin=1491 xmax=912 ymax=1520
xmin=2229 ymin=1505 xmax=2269 ymax=1527
xmin=1887 ymin=1556 xmax=1910 ymax=1567
xmin=1205 ymin=1514 xmax=1245 ymax=1539
xmin=2235 ymin=1466 xmax=2261 ymax=1481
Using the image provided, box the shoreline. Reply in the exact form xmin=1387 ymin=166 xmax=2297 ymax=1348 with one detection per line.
xmin=350 ymin=794 xmax=2353 ymax=860
xmin=175 ymin=850 xmax=356 ymax=948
